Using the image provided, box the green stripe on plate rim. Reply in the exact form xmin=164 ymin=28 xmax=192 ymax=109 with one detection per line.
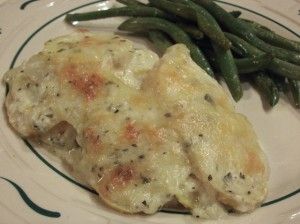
xmin=20 ymin=0 xmax=39 ymax=10
xmin=7 ymin=0 xmax=300 ymax=215
xmin=0 ymin=177 xmax=61 ymax=218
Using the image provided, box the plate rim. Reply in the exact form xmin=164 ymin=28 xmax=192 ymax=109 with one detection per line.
xmin=4 ymin=0 xmax=300 ymax=217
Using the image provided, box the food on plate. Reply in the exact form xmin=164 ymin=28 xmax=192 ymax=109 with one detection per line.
xmin=4 ymin=32 xmax=269 ymax=219
xmin=65 ymin=0 xmax=300 ymax=108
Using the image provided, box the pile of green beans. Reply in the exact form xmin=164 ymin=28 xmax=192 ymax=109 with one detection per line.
xmin=64 ymin=0 xmax=300 ymax=108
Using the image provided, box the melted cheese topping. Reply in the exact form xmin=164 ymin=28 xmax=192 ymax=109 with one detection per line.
xmin=4 ymin=32 xmax=268 ymax=218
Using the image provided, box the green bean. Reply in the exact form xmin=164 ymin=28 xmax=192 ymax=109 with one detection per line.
xmin=178 ymin=23 xmax=204 ymax=40
xmin=116 ymin=0 xmax=146 ymax=6
xmin=230 ymin=45 xmax=246 ymax=57
xmin=248 ymin=22 xmax=300 ymax=53
xmin=105 ymin=0 xmax=204 ymax=39
xmin=269 ymin=59 xmax=300 ymax=81
xmin=193 ymin=0 xmax=300 ymax=65
xmin=149 ymin=0 xmax=231 ymax=49
xmin=235 ymin=54 xmax=273 ymax=74
xmin=202 ymin=43 xmax=271 ymax=101
xmin=201 ymin=48 xmax=219 ymax=71
xmin=65 ymin=6 xmax=174 ymax=22
xmin=250 ymin=38 xmax=300 ymax=65
xmin=230 ymin=10 xmax=242 ymax=18
xmin=212 ymin=43 xmax=242 ymax=101
xmin=225 ymin=33 xmax=300 ymax=80
xmin=200 ymin=43 xmax=242 ymax=100
xmin=241 ymin=19 xmax=272 ymax=31
xmin=271 ymin=75 xmax=288 ymax=93
xmin=253 ymin=72 xmax=279 ymax=107
xmin=202 ymin=46 xmax=273 ymax=74
xmin=148 ymin=31 xmax=173 ymax=54
xmin=193 ymin=2 xmax=231 ymax=49
xmin=225 ymin=32 xmax=263 ymax=56
xmin=192 ymin=0 xmax=251 ymax=36
xmin=177 ymin=0 xmax=231 ymax=49
xmin=288 ymin=79 xmax=300 ymax=108
xmin=118 ymin=17 xmax=214 ymax=76
xmin=149 ymin=0 xmax=194 ymax=20
xmin=114 ymin=1 xmax=203 ymax=39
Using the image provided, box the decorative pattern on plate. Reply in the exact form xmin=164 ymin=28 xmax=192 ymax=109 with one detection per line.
xmin=0 ymin=177 xmax=61 ymax=218
xmin=20 ymin=0 xmax=39 ymax=10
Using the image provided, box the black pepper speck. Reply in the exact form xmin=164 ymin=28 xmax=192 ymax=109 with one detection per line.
xmin=204 ymin=94 xmax=214 ymax=104
xmin=239 ymin=172 xmax=245 ymax=179
xmin=141 ymin=175 xmax=151 ymax=184
xmin=224 ymin=172 xmax=232 ymax=182
xmin=208 ymin=175 xmax=212 ymax=181
xmin=164 ymin=112 xmax=172 ymax=118
xmin=183 ymin=141 xmax=192 ymax=149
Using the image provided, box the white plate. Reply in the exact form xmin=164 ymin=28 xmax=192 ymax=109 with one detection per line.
xmin=0 ymin=0 xmax=300 ymax=223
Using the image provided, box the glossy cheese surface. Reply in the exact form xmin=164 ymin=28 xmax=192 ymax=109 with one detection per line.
xmin=4 ymin=32 xmax=268 ymax=218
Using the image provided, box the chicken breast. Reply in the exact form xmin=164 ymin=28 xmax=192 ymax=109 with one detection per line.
xmin=143 ymin=44 xmax=269 ymax=213
xmin=4 ymin=32 xmax=268 ymax=218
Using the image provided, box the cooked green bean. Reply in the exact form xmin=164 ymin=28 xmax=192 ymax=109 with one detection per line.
xmin=193 ymin=0 xmax=300 ymax=65
xmin=114 ymin=1 xmax=203 ymax=39
xmin=230 ymin=45 xmax=246 ymax=57
xmin=178 ymin=23 xmax=204 ymax=40
xmin=116 ymin=0 xmax=146 ymax=6
xmin=203 ymin=40 xmax=276 ymax=101
xmin=269 ymin=59 xmax=300 ymax=81
xmin=288 ymin=79 xmax=300 ymax=108
xmin=235 ymin=54 xmax=273 ymax=74
xmin=118 ymin=17 xmax=214 ymax=76
xmin=241 ymin=19 xmax=272 ymax=31
xmin=65 ymin=6 xmax=174 ymax=22
xmin=250 ymin=38 xmax=300 ymax=65
xmin=148 ymin=31 xmax=173 ymax=54
xmin=225 ymin=32 xmax=263 ymax=56
xmin=225 ymin=33 xmax=300 ymax=80
xmin=180 ymin=0 xmax=231 ymax=49
xmin=271 ymin=75 xmax=288 ymax=93
xmin=193 ymin=3 xmax=231 ymax=49
xmin=150 ymin=0 xmax=231 ymax=49
xmin=247 ymin=21 xmax=300 ymax=53
xmin=212 ymin=43 xmax=242 ymax=101
xmin=200 ymin=42 xmax=242 ymax=100
xmin=201 ymin=48 xmax=219 ymax=71
xmin=149 ymin=0 xmax=194 ymax=20
xmin=192 ymin=0 xmax=251 ymax=36
xmin=253 ymin=72 xmax=279 ymax=107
